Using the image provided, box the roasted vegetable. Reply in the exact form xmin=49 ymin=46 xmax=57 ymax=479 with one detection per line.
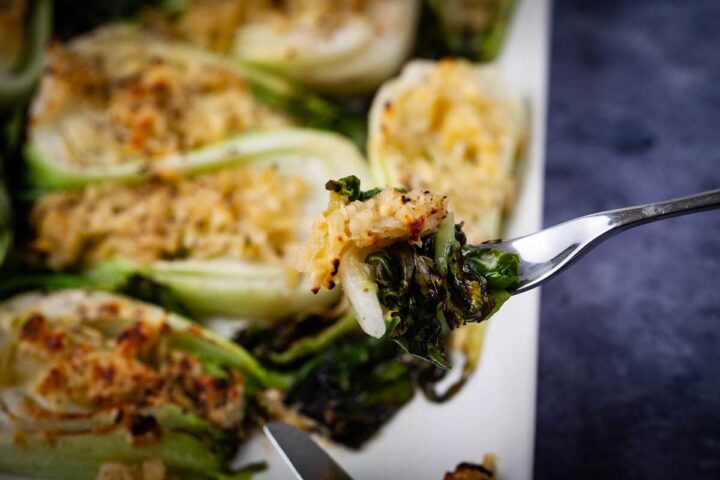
xmin=235 ymin=309 xmax=359 ymax=368
xmin=25 ymin=25 xmax=363 ymax=190
xmin=366 ymin=59 xmax=524 ymax=374
xmin=296 ymin=179 xmax=520 ymax=367
xmin=148 ymin=0 xmax=420 ymax=95
xmin=428 ymin=0 xmax=515 ymax=62
xmin=369 ymin=59 xmax=525 ymax=244
xmin=0 ymin=290 xmax=288 ymax=479
xmin=0 ymin=0 xmax=52 ymax=108
xmin=286 ymin=335 xmax=415 ymax=448
xmin=366 ymin=215 xmax=518 ymax=367
xmin=21 ymin=128 xmax=373 ymax=320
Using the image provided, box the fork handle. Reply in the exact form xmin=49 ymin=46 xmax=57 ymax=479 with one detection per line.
xmin=603 ymin=188 xmax=720 ymax=232
xmin=507 ymin=188 xmax=720 ymax=293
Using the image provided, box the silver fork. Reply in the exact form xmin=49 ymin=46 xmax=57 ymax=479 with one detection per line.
xmin=489 ymin=189 xmax=720 ymax=294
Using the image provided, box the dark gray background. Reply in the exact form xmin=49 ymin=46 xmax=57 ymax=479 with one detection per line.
xmin=535 ymin=0 xmax=720 ymax=478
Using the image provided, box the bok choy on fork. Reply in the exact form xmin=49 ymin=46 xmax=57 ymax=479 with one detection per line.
xmin=295 ymin=177 xmax=520 ymax=368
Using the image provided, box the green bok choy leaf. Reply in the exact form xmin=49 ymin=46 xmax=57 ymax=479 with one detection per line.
xmin=298 ymin=178 xmax=520 ymax=368
xmin=365 ymin=215 xmax=519 ymax=368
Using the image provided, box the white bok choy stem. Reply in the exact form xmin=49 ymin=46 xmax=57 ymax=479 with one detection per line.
xmin=339 ymin=247 xmax=386 ymax=338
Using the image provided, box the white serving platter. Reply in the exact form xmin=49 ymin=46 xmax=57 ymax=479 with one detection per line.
xmin=0 ymin=2 xmax=549 ymax=478
xmin=236 ymin=0 xmax=550 ymax=478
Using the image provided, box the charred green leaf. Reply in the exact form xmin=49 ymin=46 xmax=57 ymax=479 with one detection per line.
xmin=365 ymin=218 xmax=519 ymax=368
xmin=286 ymin=337 xmax=415 ymax=449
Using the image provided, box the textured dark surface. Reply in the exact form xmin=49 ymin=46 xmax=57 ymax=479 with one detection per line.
xmin=535 ymin=1 xmax=720 ymax=479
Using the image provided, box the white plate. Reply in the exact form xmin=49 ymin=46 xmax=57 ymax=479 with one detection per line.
xmin=237 ymin=1 xmax=550 ymax=478
xmin=0 ymin=2 xmax=549 ymax=478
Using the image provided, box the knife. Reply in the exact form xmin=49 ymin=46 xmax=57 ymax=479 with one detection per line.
xmin=263 ymin=422 xmax=354 ymax=480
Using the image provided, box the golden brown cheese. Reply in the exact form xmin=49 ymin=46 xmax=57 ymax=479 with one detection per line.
xmin=31 ymin=165 xmax=309 ymax=269
xmin=31 ymin=27 xmax=288 ymax=166
xmin=9 ymin=309 xmax=244 ymax=430
xmin=295 ymin=187 xmax=448 ymax=291
xmin=371 ymin=59 xmax=524 ymax=242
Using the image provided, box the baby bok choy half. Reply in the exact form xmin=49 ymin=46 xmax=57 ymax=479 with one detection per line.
xmin=21 ymin=131 xmax=373 ymax=320
xmin=147 ymin=0 xmax=420 ymax=95
xmin=0 ymin=290 xmax=288 ymax=480
xmin=24 ymin=24 xmax=357 ymax=190
xmin=295 ymin=177 xmax=520 ymax=368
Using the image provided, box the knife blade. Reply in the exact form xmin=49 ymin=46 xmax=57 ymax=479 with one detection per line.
xmin=263 ymin=422 xmax=354 ymax=480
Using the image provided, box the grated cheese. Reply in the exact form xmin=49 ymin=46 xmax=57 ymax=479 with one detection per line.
xmin=295 ymin=187 xmax=448 ymax=291
xmin=31 ymin=165 xmax=309 ymax=269
xmin=370 ymin=59 xmax=525 ymax=243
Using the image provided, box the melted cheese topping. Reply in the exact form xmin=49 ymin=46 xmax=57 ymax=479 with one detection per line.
xmin=370 ymin=59 xmax=525 ymax=242
xmin=31 ymin=165 xmax=309 ymax=269
xmin=30 ymin=26 xmax=289 ymax=167
xmin=1 ymin=300 xmax=244 ymax=430
xmin=295 ymin=187 xmax=447 ymax=290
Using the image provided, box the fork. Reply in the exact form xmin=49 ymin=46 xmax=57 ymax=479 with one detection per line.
xmin=489 ymin=189 xmax=720 ymax=294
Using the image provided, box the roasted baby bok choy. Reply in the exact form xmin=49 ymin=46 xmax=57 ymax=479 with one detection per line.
xmin=147 ymin=0 xmax=420 ymax=94
xmin=296 ymin=177 xmax=520 ymax=367
xmin=25 ymin=25 xmax=356 ymax=189
xmin=0 ymin=290 xmax=288 ymax=479
xmin=369 ymin=59 xmax=525 ymax=244
xmin=367 ymin=58 xmax=525 ymax=387
xmin=25 ymin=129 xmax=373 ymax=319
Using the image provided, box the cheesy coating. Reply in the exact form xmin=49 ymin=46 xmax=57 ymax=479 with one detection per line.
xmin=296 ymin=187 xmax=448 ymax=291
xmin=30 ymin=26 xmax=288 ymax=167
xmin=31 ymin=165 xmax=309 ymax=269
xmin=1 ymin=298 xmax=245 ymax=431
xmin=371 ymin=59 xmax=525 ymax=242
